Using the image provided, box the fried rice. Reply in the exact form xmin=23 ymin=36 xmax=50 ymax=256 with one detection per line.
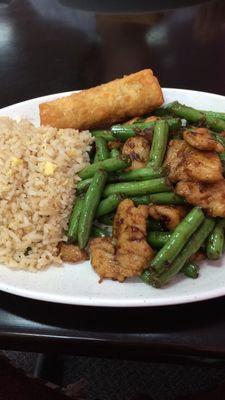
xmin=0 ymin=117 xmax=93 ymax=270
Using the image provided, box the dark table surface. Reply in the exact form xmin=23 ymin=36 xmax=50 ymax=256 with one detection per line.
xmin=0 ymin=0 xmax=225 ymax=361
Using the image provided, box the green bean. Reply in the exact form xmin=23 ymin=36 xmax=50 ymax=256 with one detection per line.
xmin=160 ymin=118 xmax=182 ymax=131
xmin=166 ymin=101 xmax=205 ymax=122
xmin=110 ymin=148 xmax=120 ymax=158
xmin=153 ymin=108 xmax=171 ymax=117
xmin=111 ymin=121 xmax=155 ymax=141
xmin=91 ymin=130 xmax=115 ymax=141
xmin=67 ymin=196 xmax=84 ymax=241
xmin=78 ymin=170 xmax=107 ymax=248
xmin=131 ymin=193 xmax=183 ymax=206
xmin=206 ymin=218 xmax=225 ymax=260
xmin=129 ymin=195 xmax=151 ymax=205
xmin=95 ymin=137 xmax=110 ymax=161
xmin=98 ymin=213 xmax=115 ymax=226
xmin=205 ymin=115 xmax=225 ymax=133
xmin=150 ymin=218 xmax=215 ymax=287
xmin=103 ymin=178 xmax=171 ymax=197
xmin=200 ymin=110 xmax=225 ymax=122
xmin=182 ymin=261 xmax=199 ymax=279
xmin=150 ymin=207 xmax=205 ymax=274
xmin=147 ymin=231 xmax=171 ymax=249
xmin=91 ymin=226 xmax=110 ymax=238
xmin=144 ymin=259 xmax=200 ymax=282
xmin=108 ymin=167 xmax=164 ymax=183
xmin=141 ymin=269 xmax=157 ymax=286
xmin=148 ymin=120 xmax=169 ymax=168
xmin=163 ymin=101 xmax=179 ymax=109
xmin=148 ymin=192 xmax=187 ymax=205
xmin=76 ymin=178 xmax=92 ymax=194
xmin=146 ymin=118 xmax=181 ymax=131
xmin=96 ymin=194 xmax=122 ymax=217
xmin=111 ymin=118 xmax=181 ymax=141
xmin=78 ymin=156 xmax=131 ymax=180
xmin=93 ymin=152 xmax=99 ymax=163
xmin=142 ymin=218 xmax=214 ymax=287
xmin=166 ymin=101 xmax=225 ymax=132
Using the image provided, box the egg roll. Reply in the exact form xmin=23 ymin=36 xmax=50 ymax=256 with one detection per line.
xmin=39 ymin=69 xmax=163 ymax=130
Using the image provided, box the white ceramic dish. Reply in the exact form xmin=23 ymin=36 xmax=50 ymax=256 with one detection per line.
xmin=0 ymin=88 xmax=225 ymax=307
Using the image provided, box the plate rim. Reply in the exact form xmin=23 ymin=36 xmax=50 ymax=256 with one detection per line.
xmin=2 ymin=87 xmax=225 ymax=111
xmin=1 ymin=275 xmax=225 ymax=307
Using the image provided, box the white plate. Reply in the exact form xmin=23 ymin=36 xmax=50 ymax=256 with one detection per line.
xmin=0 ymin=88 xmax=225 ymax=307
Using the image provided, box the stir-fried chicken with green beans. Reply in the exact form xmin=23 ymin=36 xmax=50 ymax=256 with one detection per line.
xmin=60 ymin=101 xmax=225 ymax=288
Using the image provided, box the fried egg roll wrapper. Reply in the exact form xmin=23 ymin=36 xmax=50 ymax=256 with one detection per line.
xmin=39 ymin=69 xmax=163 ymax=130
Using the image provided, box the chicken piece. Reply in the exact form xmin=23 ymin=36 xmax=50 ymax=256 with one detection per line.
xmin=59 ymin=242 xmax=89 ymax=263
xmin=176 ymin=180 xmax=225 ymax=217
xmin=183 ymin=128 xmax=225 ymax=152
xmin=163 ymin=140 xmax=190 ymax=182
xmin=113 ymin=199 xmax=147 ymax=238
xmin=90 ymin=199 xmax=154 ymax=282
xmin=148 ymin=205 xmax=188 ymax=231
xmin=164 ymin=139 xmax=223 ymax=183
xmin=90 ymin=237 xmax=125 ymax=282
xmin=144 ymin=116 xmax=160 ymax=122
xmin=122 ymin=136 xmax=150 ymax=170
xmin=184 ymin=146 xmax=223 ymax=183
xmin=113 ymin=199 xmax=154 ymax=276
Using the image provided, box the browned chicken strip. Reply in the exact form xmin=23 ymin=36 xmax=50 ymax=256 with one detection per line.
xmin=164 ymin=139 xmax=223 ymax=183
xmin=122 ymin=136 xmax=150 ymax=170
xmin=113 ymin=199 xmax=147 ymax=238
xmin=183 ymin=128 xmax=225 ymax=152
xmin=90 ymin=199 xmax=154 ymax=282
xmin=184 ymin=146 xmax=223 ymax=183
xmin=148 ymin=205 xmax=188 ymax=231
xmin=144 ymin=116 xmax=160 ymax=122
xmin=114 ymin=199 xmax=154 ymax=276
xmin=90 ymin=237 xmax=125 ymax=282
xmin=59 ymin=242 xmax=89 ymax=263
xmin=176 ymin=180 xmax=225 ymax=217
xmin=163 ymin=140 xmax=190 ymax=183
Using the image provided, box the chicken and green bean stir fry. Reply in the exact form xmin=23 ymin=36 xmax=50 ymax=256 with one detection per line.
xmin=64 ymin=101 xmax=225 ymax=288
